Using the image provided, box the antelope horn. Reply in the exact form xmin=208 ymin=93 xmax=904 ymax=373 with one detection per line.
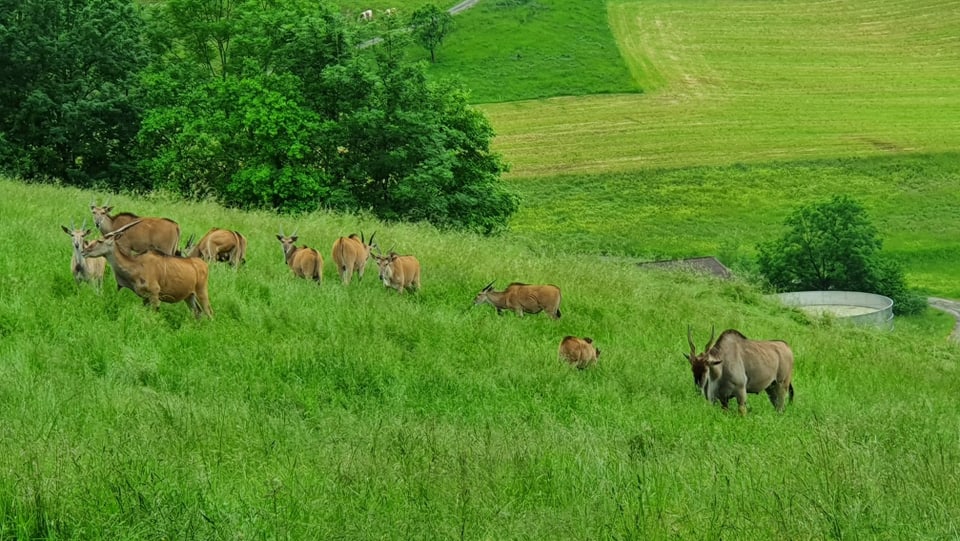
xmin=705 ymin=325 xmax=716 ymax=352
xmin=291 ymin=227 xmax=299 ymax=237
xmin=368 ymin=231 xmax=377 ymax=246
xmin=687 ymin=325 xmax=697 ymax=356
xmin=279 ymin=225 xmax=285 ymax=237
xmin=482 ymin=280 xmax=495 ymax=291
xmin=107 ymin=219 xmax=142 ymax=238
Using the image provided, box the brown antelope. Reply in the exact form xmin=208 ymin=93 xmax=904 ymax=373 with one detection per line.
xmin=373 ymin=250 xmax=421 ymax=294
xmin=685 ymin=326 xmax=794 ymax=414
xmin=61 ymin=220 xmax=106 ymax=291
xmin=188 ymin=228 xmax=248 ymax=267
xmin=558 ymin=336 xmax=600 ymax=369
xmin=473 ymin=281 xmax=562 ymax=319
xmin=90 ymin=202 xmax=181 ymax=256
xmin=82 ymin=221 xmax=213 ymax=318
xmin=331 ymin=232 xmax=377 ymax=285
xmin=277 ymin=228 xmax=323 ymax=283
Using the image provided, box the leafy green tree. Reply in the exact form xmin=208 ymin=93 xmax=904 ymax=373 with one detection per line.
xmin=138 ymin=72 xmax=331 ymax=212
xmin=757 ymin=195 xmax=925 ymax=315
xmin=410 ymin=4 xmax=454 ymax=63
xmin=139 ymin=0 xmax=517 ymax=232
xmin=0 ymin=0 xmax=150 ymax=189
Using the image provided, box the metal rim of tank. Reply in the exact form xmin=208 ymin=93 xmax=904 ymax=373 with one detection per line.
xmin=769 ymin=290 xmax=894 ymax=329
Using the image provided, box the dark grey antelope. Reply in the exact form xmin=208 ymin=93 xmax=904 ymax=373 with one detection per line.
xmin=82 ymin=220 xmax=213 ymax=318
xmin=685 ymin=326 xmax=794 ymax=414
xmin=473 ymin=281 xmax=562 ymax=319
xmin=61 ymin=220 xmax=106 ymax=291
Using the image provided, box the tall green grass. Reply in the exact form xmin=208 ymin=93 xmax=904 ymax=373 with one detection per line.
xmin=1 ymin=178 xmax=959 ymax=538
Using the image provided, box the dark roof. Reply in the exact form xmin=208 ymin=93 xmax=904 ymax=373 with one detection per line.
xmin=637 ymin=256 xmax=733 ymax=279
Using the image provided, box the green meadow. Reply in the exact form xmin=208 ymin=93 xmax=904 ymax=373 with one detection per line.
xmin=4 ymin=0 xmax=960 ymax=538
xmin=2 ymin=179 xmax=959 ymax=539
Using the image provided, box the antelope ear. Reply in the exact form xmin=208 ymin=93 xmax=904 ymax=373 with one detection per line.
xmin=583 ymin=337 xmax=593 ymax=343
xmin=290 ymin=236 xmax=298 ymax=242
xmin=61 ymin=225 xmax=71 ymax=234
xmin=104 ymin=206 xmax=113 ymax=213
xmin=276 ymin=235 xmax=284 ymax=241
xmin=709 ymin=360 xmax=722 ymax=366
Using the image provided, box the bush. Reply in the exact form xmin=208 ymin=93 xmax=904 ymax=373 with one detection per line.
xmin=757 ymin=195 xmax=925 ymax=315
xmin=0 ymin=0 xmax=150 ymax=189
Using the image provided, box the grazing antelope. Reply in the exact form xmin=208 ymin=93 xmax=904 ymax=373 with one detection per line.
xmin=558 ymin=336 xmax=600 ymax=369
xmin=188 ymin=228 xmax=248 ymax=267
xmin=473 ymin=281 xmax=562 ymax=319
xmin=331 ymin=232 xmax=377 ymax=285
xmin=82 ymin=221 xmax=213 ymax=318
xmin=373 ymin=250 xmax=421 ymax=294
xmin=90 ymin=201 xmax=181 ymax=256
xmin=61 ymin=220 xmax=106 ymax=291
xmin=277 ymin=228 xmax=323 ymax=283
xmin=685 ymin=326 xmax=795 ymax=414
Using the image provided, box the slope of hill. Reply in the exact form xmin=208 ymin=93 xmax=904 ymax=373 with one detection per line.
xmin=472 ymin=0 xmax=960 ymax=177
xmin=0 ymin=178 xmax=958 ymax=538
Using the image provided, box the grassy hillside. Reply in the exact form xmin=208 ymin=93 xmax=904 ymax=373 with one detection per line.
xmin=503 ymin=153 xmax=960 ymax=297
xmin=476 ymin=0 xmax=960 ymax=177
xmin=1 ymin=179 xmax=959 ymax=538
xmin=417 ymin=0 xmax=639 ymax=103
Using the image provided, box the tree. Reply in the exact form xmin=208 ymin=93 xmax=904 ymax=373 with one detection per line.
xmin=138 ymin=0 xmax=517 ymax=232
xmin=757 ymin=195 xmax=925 ymax=315
xmin=0 ymin=0 xmax=150 ymax=189
xmin=410 ymin=4 xmax=454 ymax=63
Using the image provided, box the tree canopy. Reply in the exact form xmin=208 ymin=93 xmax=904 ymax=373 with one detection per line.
xmin=757 ymin=195 xmax=924 ymax=315
xmin=0 ymin=0 xmax=518 ymax=234
xmin=0 ymin=0 xmax=151 ymax=189
xmin=410 ymin=4 xmax=455 ymax=63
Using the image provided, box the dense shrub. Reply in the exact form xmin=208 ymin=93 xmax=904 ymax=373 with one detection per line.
xmin=136 ymin=0 xmax=516 ymax=233
xmin=0 ymin=0 xmax=150 ymax=189
xmin=757 ymin=195 xmax=925 ymax=315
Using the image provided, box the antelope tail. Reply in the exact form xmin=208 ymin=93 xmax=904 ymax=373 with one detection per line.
xmin=789 ymin=383 xmax=795 ymax=403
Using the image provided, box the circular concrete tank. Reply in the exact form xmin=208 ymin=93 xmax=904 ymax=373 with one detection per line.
xmin=771 ymin=290 xmax=894 ymax=329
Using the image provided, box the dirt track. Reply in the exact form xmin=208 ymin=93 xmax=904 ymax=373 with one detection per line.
xmin=927 ymin=297 xmax=960 ymax=343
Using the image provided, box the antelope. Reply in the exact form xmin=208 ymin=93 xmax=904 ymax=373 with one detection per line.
xmin=82 ymin=221 xmax=213 ymax=318
xmin=373 ymin=249 xmax=421 ymax=294
xmin=188 ymin=228 xmax=248 ymax=267
xmin=90 ymin=201 xmax=181 ymax=256
xmin=61 ymin=220 xmax=106 ymax=291
xmin=685 ymin=326 xmax=795 ymax=414
xmin=277 ymin=228 xmax=323 ymax=283
xmin=473 ymin=281 xmax=562 ymax=319
xmin=558 ymin=336 xmax=600 ymax=369
xmin=331 ymin=232 xmax=377 ymax=285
